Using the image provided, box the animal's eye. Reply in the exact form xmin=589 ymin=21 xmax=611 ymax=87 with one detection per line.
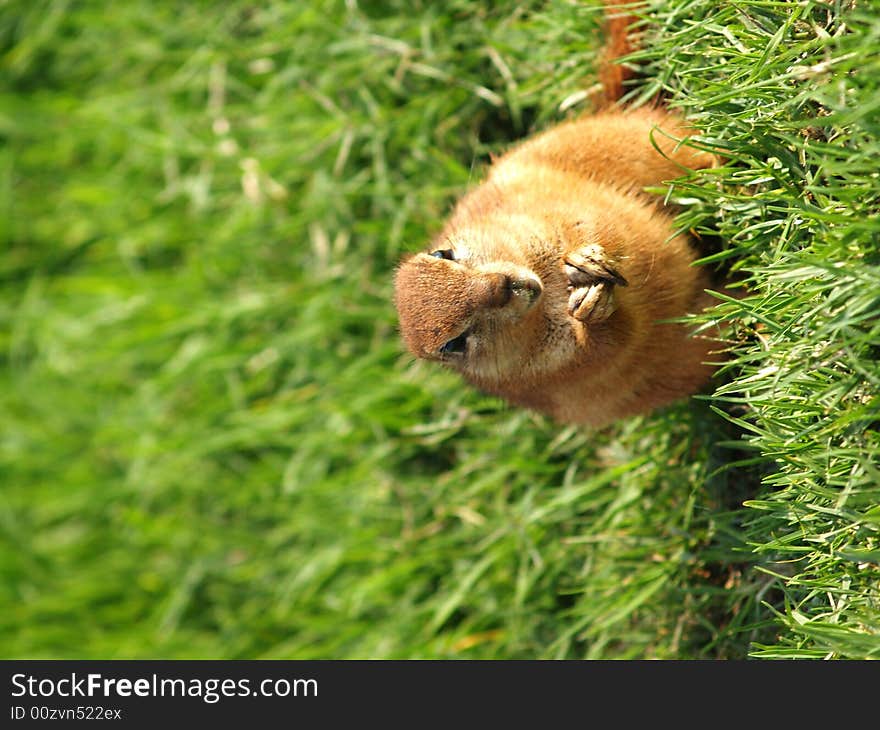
xmin=439 ymin=331 xmax=468 ymax=356
xmin=429 ymin=249 xmax=455 ymax=260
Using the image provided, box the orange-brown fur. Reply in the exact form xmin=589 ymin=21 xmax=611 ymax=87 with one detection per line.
xmin=394 ymin=14 xmax=719 ymax=428
xmin=596 ymin=1 xmax=642 ymax=107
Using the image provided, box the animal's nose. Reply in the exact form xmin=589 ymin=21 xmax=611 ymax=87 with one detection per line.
xmin=511 ymin=276 xmax=542 ymax=302
xmin=480 ymin=272 xmax=543 ymax=308
xmin=482 ymin=273 xmax=513 ymax=307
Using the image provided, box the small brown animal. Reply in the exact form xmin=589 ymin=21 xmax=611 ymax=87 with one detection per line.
xmin=394 ymin=15 xmax=720 ymax=428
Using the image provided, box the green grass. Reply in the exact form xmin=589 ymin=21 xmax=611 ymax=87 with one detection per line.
xmin=1 ymin=0 xmax=877 ymax=659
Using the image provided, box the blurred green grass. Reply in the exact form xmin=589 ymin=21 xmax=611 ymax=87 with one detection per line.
xmin=1 ymin=0 xmax=878 ymax=659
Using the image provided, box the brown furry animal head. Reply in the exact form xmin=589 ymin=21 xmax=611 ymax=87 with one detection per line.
xmin=394 ymin=241 xmax=550 ymax=383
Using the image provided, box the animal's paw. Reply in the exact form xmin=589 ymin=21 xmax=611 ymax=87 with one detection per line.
xmin=564 ymin=245 xmax=627 ymax=324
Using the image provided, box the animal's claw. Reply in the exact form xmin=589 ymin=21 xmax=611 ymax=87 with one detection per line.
xmin=564 ymin=245 xmax=626 ymax=323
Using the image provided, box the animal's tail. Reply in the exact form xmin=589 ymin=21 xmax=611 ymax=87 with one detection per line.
xmin=596 ymin=1 xmax=646 ymax=107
